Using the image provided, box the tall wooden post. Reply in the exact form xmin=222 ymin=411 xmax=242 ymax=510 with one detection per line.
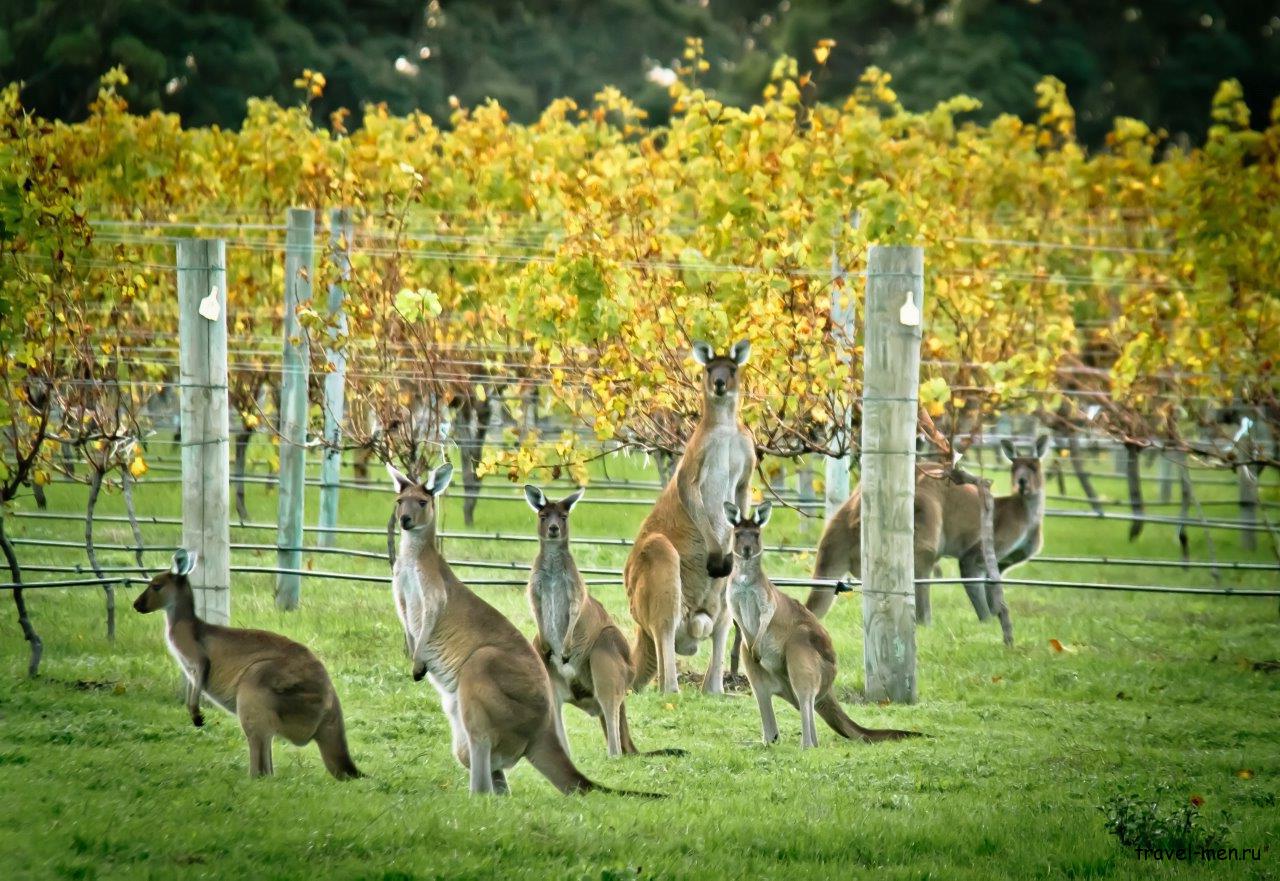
xmin=317 ymin=208 xmax=351 ymax=548
xmin=860 ymin=244 xmax=923 ymax=704
xmin=177 ymin=239 xmax=231 ymax=625
xmin=276 ymin=208 xmax=314 ymax=609
xmin=825 ymin=215 xmax=858 ymax=520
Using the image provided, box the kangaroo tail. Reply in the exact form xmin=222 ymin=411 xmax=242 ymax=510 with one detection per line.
xmin=815 ymin=695 xmax=923 ymax=742
xmin=630 ymin=626 xmax=657 ymax=690
xmin=315 ymin=699 xmax=363 ymax=780
xmin=617 ymin=703 xmax=686 ymax=757
xmin=806 ymin=527 xmax=855 ymax=618
xmin=527 ymin=728 xmax=665 ymax=798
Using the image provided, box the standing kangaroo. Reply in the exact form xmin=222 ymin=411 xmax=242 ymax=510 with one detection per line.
xmin=524 ymin=485 xmax=685 ymax=758
xmin=389 ymin=462 xmax=661 ymax=797
xmin=806 ymin=436 xmax=1051 ymax=646
xmin=625 ymin=339 xmax=756 ymax=694
xmin=725 ymin=502 xmax=922 ymax=747
xmin=133 ymin=550 xmax=361 ymax=780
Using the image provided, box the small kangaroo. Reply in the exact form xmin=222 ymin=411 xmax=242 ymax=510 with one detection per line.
xmin=389 ymin=462 xmax=661 ymax=797
xmin=806 ymin=436 xmax=1051 ymax=646
xmin=625 ymin=339 xmax=756 ymax=694
xmin=524 ymin=485 xmax=685 ymax=758
xmin=725 ymin=502 xmax=923 ymax=748
xmin=133 ymin=550 xmax=361 ymax=779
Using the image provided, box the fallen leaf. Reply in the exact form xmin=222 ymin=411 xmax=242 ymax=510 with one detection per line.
xmin=1237 ymin=769 xmax=1254 ymax=780
xmin=990 ymin=675 xmax=1003 ymax=684
xmin=1049 ymin=638 xmax=1065 ymax=653
xmin=1189 ymin=794 xmax=1205 ymax=807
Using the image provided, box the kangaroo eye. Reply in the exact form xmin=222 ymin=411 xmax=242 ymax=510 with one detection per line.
xmin=151 ymin=583 xmax=162 ymax=591
xmin=418 ymin=500 xmax=426 ymax=508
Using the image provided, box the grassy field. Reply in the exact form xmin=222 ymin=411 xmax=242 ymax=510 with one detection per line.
xmin=1 ymin=450 xmax=1278 ymax=880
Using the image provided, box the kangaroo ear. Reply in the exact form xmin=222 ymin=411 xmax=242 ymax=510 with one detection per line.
xmin=692 ymin=341 xmax=714 ymax=365
xmin=562 ymin=487 xmax=585 ymax=511
xmin=999 ymin=440 xmax=1017 ymax=462
xmin=754 ymin=501 xmax=773 ymax=528
xmin=524 ymin=484 xmax=545 ymax=512
xmin=723 ymin=501 xmax=741 ymax=524
xmin=730 ymin=338 xmax=751 ymax=366
xmin=386 ymin=462 xmax=414 ymax=493
xmin=171 ymin=549 xmax=197 ymax=577
xmin=428 ymin=461 xmax=454 ymax=495
xmin=1034 ymin=435 xmax=1052 ymax=459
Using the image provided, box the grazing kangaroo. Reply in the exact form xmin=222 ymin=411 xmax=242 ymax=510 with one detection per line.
xmin=806 ymin=436 xmax=1051 ymax=646
xmin=389 ymin=463 xmax=661 ymax=797
xmin=133 ymin=550 xmax=361 ymax=780
xmin=524 ymin=485 xmax=685 ymax=758
xmin=725 ymin=502 xmax=923 ymax=747
xmin=625 ymin=339 xmax=756 ymax=694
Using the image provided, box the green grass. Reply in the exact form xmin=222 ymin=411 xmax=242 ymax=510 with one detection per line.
xmin=1 ymin=451 xmax=1278 ymax=880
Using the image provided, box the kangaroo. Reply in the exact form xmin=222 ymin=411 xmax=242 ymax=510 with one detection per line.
xmin=625 ymin=339 xmax=756 ymax=694
xmin=133 ymin=550 xmax=361 ymax=780
xmin=524 ymin=485 xmax=686 ymax=759
xmin=389 ymin=462 xmax=661 ymax=797
xmin=725 ymin=502 xmax=923 ymax=747
xmin=806 ymin=436 xmax=1051 ymax=646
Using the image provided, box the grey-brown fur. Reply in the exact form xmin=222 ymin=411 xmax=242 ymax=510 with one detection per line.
xmin=133 ymin=551 xmax=361 ymax=780
xmin=806 ymin=436 xmax=1051 ymax=646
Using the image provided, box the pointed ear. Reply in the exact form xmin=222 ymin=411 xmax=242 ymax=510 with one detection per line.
xmin=386 ymin=461 xmax=413 ymax=493
xmin=730 ymin=338 xmax=751 ymax=366
xmin=524 ymin=484 xmax=545 ymax=512
xmin=429 ymin=461 xmax=454 ymax=495
xmin=562 ymin=487 xmax=585 ymax=511
xmin=723 ymin=501 xmax=741 ymax=524
xmin=171 ymin=549 xmax=197 ymax=577
xmin=692 ymin=341 xmax=714 ymax=365
xmin=1034 ymin=435 xmax=1052 ymax=459
xmin=754 ymin=501 xmax=773 ymax=528
xmin=999 ymin=440 xmax=1017 ymax=462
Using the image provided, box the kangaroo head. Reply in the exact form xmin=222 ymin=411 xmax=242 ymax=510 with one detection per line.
xmin=692 ymin=339 xmax=750 ymax=402
xmin=724 ymin=500 xmax=772 ymax=560
xmin=524 ymin=484 xmax=585 ymax=542
xmin=388 ymin=461 xmax=454 ymax=533
xmin=1000 ymin=436 xmax=1051 ymax=497
xmin=134 ymin=549 xmax=198 ymax=614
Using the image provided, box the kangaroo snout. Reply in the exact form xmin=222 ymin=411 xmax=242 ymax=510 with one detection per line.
xmin=400 ymin=515 xmax=413 ymax=529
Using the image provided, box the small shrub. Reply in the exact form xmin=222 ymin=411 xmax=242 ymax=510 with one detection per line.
xmin=1101 ymin=786 xmax=1230 ymax=856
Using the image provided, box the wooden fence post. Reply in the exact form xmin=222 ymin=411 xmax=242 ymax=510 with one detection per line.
xmin=276 ymin=208 xmax=314 ymax=609
xmin=177 ymin=238 xmax=231 ymax=625
xmin=860 ymin=244 xmax=923 ymax=704
xmin=825 ymin=215 xmax=858 ymax=520
xmin=317 ymin=208 xmax=351 ymax=549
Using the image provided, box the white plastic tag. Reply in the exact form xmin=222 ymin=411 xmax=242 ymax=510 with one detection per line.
xmin=898 ymin=291 xmax=920 ymax=327
xmin=199 ymin=285 xmax=221 ymax=321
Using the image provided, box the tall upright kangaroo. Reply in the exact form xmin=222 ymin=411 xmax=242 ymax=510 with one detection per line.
xmin=524 ymin=485 xmax=685 ymax=758
xmin=388 ymin=462 xmax=660 ymax=797
xmin=806 ymin=436 xmax=1051 ymax=646
xmin=725 ymin=502 xmax=922 ymax=747
xmin=134 ymin=550 xmax=361 ymax=780
xmin=625 ymin=339 xmax=756 ymax=694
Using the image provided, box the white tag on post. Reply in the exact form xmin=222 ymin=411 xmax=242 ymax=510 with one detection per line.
xmin=198 ymin=285 xmax=221 ymax=322
xmin=898 ymin=291 xmax=920 ymax=327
